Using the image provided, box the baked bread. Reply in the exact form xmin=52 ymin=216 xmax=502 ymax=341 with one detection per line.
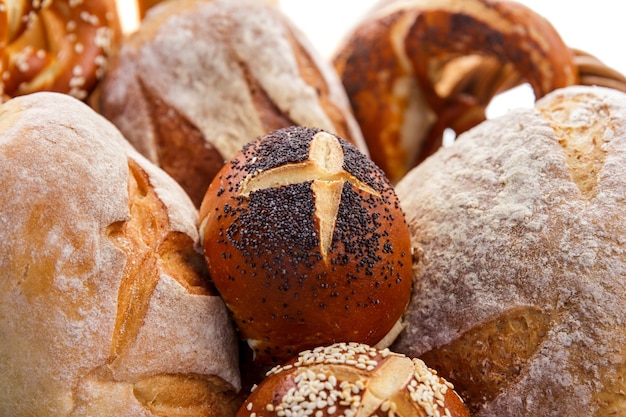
xmin=97 ymin=0 xmax=366 ymax=207
xmin=333 ymin=0 xmax=578 ymax=184
xmin=0 ymin=92 xmax=241 ymax=417
xmin=392 ymin=85 xmax=626 ymax=416
xmin=199 ymin=126 xmax=412 ymax=365
xmin=0 ymin=0 xmax=121 ymax=101
xmin=237 ymin=342 xmax=470 ymax=417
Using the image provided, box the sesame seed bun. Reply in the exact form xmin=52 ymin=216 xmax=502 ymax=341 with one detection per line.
xmin=237 ymin=342 xmax=470 ymax=417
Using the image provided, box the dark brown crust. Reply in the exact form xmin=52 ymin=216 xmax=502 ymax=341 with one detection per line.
xmin=286 ymin=30 xmax=358 ymax=145
xmin=139 ymin=77 xmax=225 ymax=207
xmin=238 ymin=59 xmax=297 ymax=132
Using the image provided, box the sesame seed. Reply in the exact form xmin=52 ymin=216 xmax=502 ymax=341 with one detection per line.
xmin=79 ymin=10 xmax=100 ymax=26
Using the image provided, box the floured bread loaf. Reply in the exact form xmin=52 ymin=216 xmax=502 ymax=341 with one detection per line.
xmin=97 ymin=0 xmax=366 ymax=207
xmin=0 ymin=92 xmax=241 ymax=417
xmin=392 ymin=85 xmax=626 ymax=416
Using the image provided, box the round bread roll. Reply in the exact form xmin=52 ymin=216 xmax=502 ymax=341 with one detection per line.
xmin=0 ymin=0 xmax=121 ymax=101
xmin=97 ymin=0 xmax=366 ymax=208
xmin=392 ymin=85 xmax=626 ymax=415
xmin=237 ymin=342 xmax=470 ymax=417
xmin=0 ymin=92 xmax=241 ymax=417
xmin=199 ymin=126 xmax=412 ymax=365
xmin=333 ymin=0 xmax=578 ymax=184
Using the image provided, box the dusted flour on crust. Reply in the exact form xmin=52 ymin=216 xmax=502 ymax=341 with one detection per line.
xmin=392 ymin=86 xmax=626 ymax=416
xmin=98 ymin=0 xmax=365 ymax=207
xmin=0 ymin=92 xmax=240 ymax=417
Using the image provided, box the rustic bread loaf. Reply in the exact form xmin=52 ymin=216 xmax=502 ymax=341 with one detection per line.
xmin=392 ymin=85 xmax=626 ymax=416
xmin=97 ymin=0 xmax=366 ymax=207
xmin=0 ymin=92 xmax=241 ymax=417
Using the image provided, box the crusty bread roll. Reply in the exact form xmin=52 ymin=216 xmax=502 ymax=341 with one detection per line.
xmin=199 ymin=126 xmax=412 ymax=365
xmin=237 ymin=342 xmax=470 ymax=417
xmin=392 ymin=85 xmax=626 ymax=416
xmin=0 ymin=0 xmax=121 ymax=101
xmin=97 ymin=0 xmax=366 ymax=207
xmin=0 ymin=92 xmax=241 ymax=417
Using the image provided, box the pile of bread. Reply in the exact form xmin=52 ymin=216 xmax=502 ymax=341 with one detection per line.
xmin=2 ymin=0 xmax=626 ymax=416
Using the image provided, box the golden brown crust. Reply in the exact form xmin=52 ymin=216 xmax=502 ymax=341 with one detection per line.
xmin=392 ymin=85 xmax=626 ymax=416
xmin=0 ymin=0 xmax=121 ymax=100
xmin=333 ymin=0 xmax=578 ymax=183
xmin=98 ymin=0 xmax=365 ymax=207
xmin=237 ymin=342 xmax=470 ymax=417
xmin=0 ymin=92 xmax=240 ymax=416
xmin=199 ymin=126 xmax=412 ymax=365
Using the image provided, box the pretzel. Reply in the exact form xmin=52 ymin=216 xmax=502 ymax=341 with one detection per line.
xmin=333 ymin=0 xmax=579 ymax=183
xmin=0 ymin=0 xmax=120 ymax=101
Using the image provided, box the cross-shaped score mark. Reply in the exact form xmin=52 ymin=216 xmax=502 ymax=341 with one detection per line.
xmin=239 ymin=131 xmax=380 ymax=259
